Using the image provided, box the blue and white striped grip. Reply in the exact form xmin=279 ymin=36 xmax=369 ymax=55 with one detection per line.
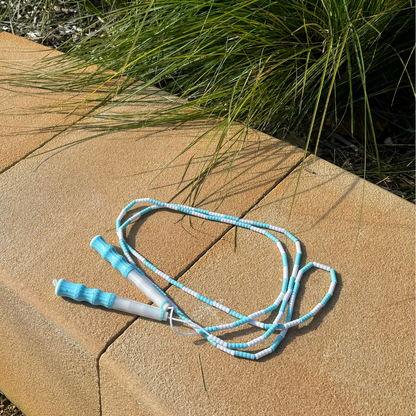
xmin=90 ymin=235 xmax=134 ymax=278
xmin=55 ymin=279 xmax=116 ymax=308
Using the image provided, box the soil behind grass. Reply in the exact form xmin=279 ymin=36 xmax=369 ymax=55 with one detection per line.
xmin=1 ymin=0 xmax=102 ymax=48
xmin=0 ymin=393 xmax=24 ymax=416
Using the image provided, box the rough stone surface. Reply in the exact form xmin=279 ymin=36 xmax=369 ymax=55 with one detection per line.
xmin=100 ymin=156 xmax=415 ymax=416
xmin=0 ymin=282 xmax=99 ymax=416
xmin=0 ymin=32 xmax=77 ymax=172
xmin=0 ymin=35 xmax=303 ymax=416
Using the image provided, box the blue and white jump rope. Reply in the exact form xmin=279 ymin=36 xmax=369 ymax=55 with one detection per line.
xmin=53 ymin=198 xmax=337 ymax=360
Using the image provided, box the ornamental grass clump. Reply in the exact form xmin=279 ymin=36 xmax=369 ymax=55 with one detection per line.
xmin=7 ymin=0 xmax=415 ymax=200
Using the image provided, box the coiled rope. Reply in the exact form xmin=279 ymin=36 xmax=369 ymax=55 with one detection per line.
xmin=115 ymin=198 xmax=337 ymax=360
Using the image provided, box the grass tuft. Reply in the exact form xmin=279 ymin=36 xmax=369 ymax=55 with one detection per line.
xmin=2 ymin=0 xmax=414 ymax=202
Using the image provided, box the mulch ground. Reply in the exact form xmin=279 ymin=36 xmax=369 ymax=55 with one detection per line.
xmin=0 ymin=393 xmax=24 ymax=416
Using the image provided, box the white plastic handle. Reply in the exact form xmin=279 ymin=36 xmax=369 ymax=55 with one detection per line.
xmin=112 ymin=296 xmax=168 ymax=321
xmin=126 ymin=269 xmax=169 ymax=310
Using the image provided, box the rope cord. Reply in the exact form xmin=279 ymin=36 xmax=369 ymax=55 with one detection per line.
xmin=116 ymin=198 xmax=337 ymax=360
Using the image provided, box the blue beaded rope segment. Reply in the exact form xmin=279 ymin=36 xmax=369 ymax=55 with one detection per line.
xmin=116 ymin=198 xmax=337 ymax=360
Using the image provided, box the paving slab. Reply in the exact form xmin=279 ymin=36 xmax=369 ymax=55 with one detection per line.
xmin=100 ymin=156 xmax=415 ymax=416
xmin=0 ymin=35 xmax=303 ymax=416
xmin=0 ymin=32 xmax=83 ymax=172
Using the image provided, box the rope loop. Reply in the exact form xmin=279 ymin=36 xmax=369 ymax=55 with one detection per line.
xmin=115 ymin=198 xmax=337 ymax=360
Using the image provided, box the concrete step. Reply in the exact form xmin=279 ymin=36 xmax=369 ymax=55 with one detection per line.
xmin=100 ymin=157 xmax=415 ymax=415
xmin=0 ymin=33 xmax=304 ymax=416
xmin=0 ymin=32 xmax=91 ymax=173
